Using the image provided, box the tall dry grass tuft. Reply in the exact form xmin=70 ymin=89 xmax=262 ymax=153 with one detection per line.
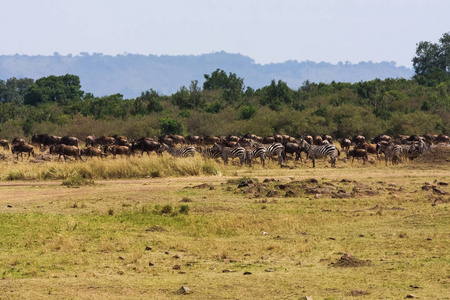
xmin=0 ymin=154 xmax=222 ymax=181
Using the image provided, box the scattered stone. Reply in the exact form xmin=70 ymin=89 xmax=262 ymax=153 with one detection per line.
xmin=173 ymin=254 xmax=181 ymax=259
xmin=432 ymin=186 xmax=447 ymax=195
xmin=173 ymin=265 xmax=181 ymax=270
xmin=265 ymin=268 xmax=275 ymax=272
xmin=243 ymin=271 xmax=252 ymax=275
xmin=177 ymin=286 xmax=191 ymax=295
xmin=406 ymin=294 xmax=417 ymax=298
xmin=266 ymin=190 xmax=279 ymax=197
xmin=350 ymin=290 xmax=370 ymax=296
xmin=145 ymin=246 xmax=152 ymax=251
xmin=148 ymin=262 xmax=154 ymax=266
xmin=222 ymin=269 xmax=233 ymax=273
xmin=118 ymin=256 xmax=125 ymax=260
xmin=262 ymin=232 xmax=269 ymax=235
xmin=192 ymin=183 xmax=212 ymax=189
xmin=7 ymin=205 xmax=12 ymax=208
xmin=437 ymin=182 xmax=448 ymax=186
xmin=328 ymin=237 xmax=336 ymax=240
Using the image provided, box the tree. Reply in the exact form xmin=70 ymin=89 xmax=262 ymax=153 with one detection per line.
xmin=259 ymin=80 xmax=293 ymax=111
xmin=203 ymin=69 xmax=244 ymax=103
xmin=137 ymin=89 xmax=163 ymax=113
xmin=0 ymin=77 xmax=34 ymax=104
xmin=23 ymin=74 xmax=84 ymax=106
xmin=159 ymin=117 xmax=184 ymax=135
xmin=412 ymin=32 xmax=450 ymax=86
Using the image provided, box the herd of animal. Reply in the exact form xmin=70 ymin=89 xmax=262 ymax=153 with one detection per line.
xmin=0 ymin=132 xmax=449 ymax=168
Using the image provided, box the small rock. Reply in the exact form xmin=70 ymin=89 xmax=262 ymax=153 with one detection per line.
xmin=118 ymin=256 xmax=125 ymax=260
xmin=7 ymin=205 xmax=12 ymax=208
xmin=243 ymin=271 xmax=252 ymax=275
xmin=173 ymin=254 xmax=181 ymax=259
xmin=265 ymin=268 xmax=275 ymax=272
xmin=145 ymin=246 xmax=152 ymax=251
xmin=222 ymin=269 xmax=233 ymax=273
xmin=262 ymin=232 xmax=269 ymax=235
xmin=177 ymin=286 xmax=191 ymax=294
xmin=148 ymin=262 xmax=154 ymax=266
xmin=406 ymin=294 xmax=416 ymax=298
xmin=173 ymin=265 xmax=181 ymax=270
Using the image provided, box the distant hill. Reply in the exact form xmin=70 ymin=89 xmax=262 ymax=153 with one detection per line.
xmin=0 ymin=52 xmax=414 ymax=99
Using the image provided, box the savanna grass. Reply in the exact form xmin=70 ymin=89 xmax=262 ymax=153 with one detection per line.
xmin=0 ymin=154 xmax=222 ymax=181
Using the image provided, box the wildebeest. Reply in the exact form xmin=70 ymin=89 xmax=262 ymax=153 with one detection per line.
xmin=131 ymin=139 xmax=161 ymax=156
xmin=283 ymin=142 xmax=303 ymax=161
xmin=59 ymin=136 xmax=79 ymax=147
xmin=50 ymin=144 xmax=81 ymax=161
xmin=186 ymin=135 xmax=203 ymax=145
xmin=94 ymin=136 xmax=116 ymax=147
xmin=355 ymin=143 xmax=379 ymax=158
xmin=31 ymin=134 xmax=61 ymax=149
xmin=85 ymin=134 xmax=96 ymax=147
xmin=0 ymin=139 xmax=9 ymax=150
xmin=347 ymin=149 xmax=368 ymax=164
xmin=262 ymin=136 xmax=275 ymax=144
xmin=371 ymin=134 xmax=391 ymax=144
xmin=11 ymin=137 xmax=25 ymax=146
xmin=104 ymin=145 xmax=131 ymax=157
xmin=339 ymin=138 xmax=351 ymax=153
xmin=11 ymin=143 xmax=35 ymax=160
xmin=351 ymin=135 xmax=366 ymax=146
xmin=313 ymin=135 xmax=323 ymax=145
xmin=80 ymin=147 xmax=103 ymax=158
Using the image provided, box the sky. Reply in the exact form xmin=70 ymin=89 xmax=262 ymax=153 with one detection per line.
xmin=1 ymin=0 xmax=449 ymax=68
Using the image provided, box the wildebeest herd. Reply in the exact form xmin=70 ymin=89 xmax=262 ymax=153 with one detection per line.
xmin=0 ymin=132 xmax=449 ymax=168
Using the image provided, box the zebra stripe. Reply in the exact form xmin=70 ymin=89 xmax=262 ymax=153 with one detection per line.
xmin=211 ymin=143 xmax=246 ymax=165
xmin=201 ymin=147 xmax=222 ymax=160
xmin=167 ymin=146 xmax=196 ymax=157
xmin=260 ymin=143 xmax=285 ymax=166
xmin=299 ymin=140 xmax=340 ymax=168
xmin=376 ymin=143 xmax=401 ymax=165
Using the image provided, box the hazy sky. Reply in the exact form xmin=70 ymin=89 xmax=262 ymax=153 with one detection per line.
xmin=2 ymin=0 xmax=449 ymax=68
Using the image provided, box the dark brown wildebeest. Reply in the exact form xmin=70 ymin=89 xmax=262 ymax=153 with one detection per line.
xmin=104 ymin=145 xmax=131 ymax=157
xmin=339 ymin=138 xmax=351 ymax=153
xmin=273 ymin=134 xmax=283 ymax=143
xmin=80 ymin=147 xmax=103 ymax=158
xmin=433 ymin=134 xmax=450 ymax=144
xmin=356 ymin=143 xmax=379 ymax=158
xmin=0 ymin=139 xmax=9 ymax=150
xmin=85 ymin=134 xmax=96 ymax=147
xmin=322 ymin=134 xmax=333 ymax=144
xmin=371 ymin=134 xmax=391 ymax=144
xmin=226 ymin=135 xmax=240 ymax=142
xmin=31 ymin=134 xmax=61 ymax=150
xmin=186 ymin=135 xmax=203 ymax=145
xmin=60 ymin=136 xmax=79 ymax=147
xmin=351 ymin=135 xmax=366 ymax=146
xmin=313 ymin=135 xmax=323 ymax=145
xmin=283 ymin=142 xmax=302 ymax=161
xmin=131 ymin=140 xmax=161 ymax=156
xmin=262 ymin=136 xmax=275 ymax=144
xmin=11 ymin=143 xmax=35 ymax=160
xmin=303 ymin=135 xmax=313 ymax=145
xmin=169 ymin=134 xmax=187 ymax=145
xmin=50 ymin=144 xmax=81 ymax=161
xmin=347 ymin=149 xmax=368 ymax=164
xmin=94 ymin=136 xmax=116 ymax=147
xmin=243 ymin=133 xmax=257 ymax=140
xmin=204 ymin=136 xmax=221 ymax=145
xmin=11 ymin=137 xmax=25 ymax=146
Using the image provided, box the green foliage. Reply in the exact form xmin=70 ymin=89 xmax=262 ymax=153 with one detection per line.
xmin=159 ymin=117 xmax=184 ymax=135
xmin=259 ymin=80 xmax=293 ymax=111
xmin=24 ymin=74 xmax=83 ymax=106
xmin=413 ymin=32 xmax=450 ymax=86
xmin=239 ymin=105 xmax=257 ymax=120
xmin=0 ymin=77 xmax=34 ymax=104
xmin=203 ymin=69 xmax=244 ymax=103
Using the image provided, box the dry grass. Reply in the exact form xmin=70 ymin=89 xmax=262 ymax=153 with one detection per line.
xmin=0 ymin=150 xmax=449 ymax=299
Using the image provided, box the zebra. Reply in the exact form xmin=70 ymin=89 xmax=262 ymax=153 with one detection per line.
xmin=299 ymin=139 xmax=340 ymax=168
xmin=164 ymin=145 xmax=197 ymax=157
xmin=211 ymin=143 xmax=246 ymax=166
xmin=242 ymin=146 xmax=268 ymax=167
xmin=376 ymin=142 xmax=402 ymax=165
xmin=258 ymin=143 xmax=285 ymax=166
xmin=200 ymin=147 xmax=222 ymax=160
xmin=407 ymin=140 xmax=429 ymax=160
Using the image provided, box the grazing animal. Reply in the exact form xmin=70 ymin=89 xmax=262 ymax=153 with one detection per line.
xmin=259 ymin=143 xmax=285 ymax=166
xmin=283 ymin=142 xmax=302 ymax=161
xmin=250 ymin=146 xmax=267 ymax=167
xmin=50 ymin=144 xmax=81 ymax=161
xmin=0 ymin=139 xmax=9 ymax=150
xmin=347 ymin=149 xmax=368 ymax=164
xmin=11 ymin=143 xmax=34 ymax=160
xmin=163 ymin=146 xmax=197 ymax=157
xmin=340 ymin=138 xmax=351 ymax=153
xmin=94 ymin=136 xmax=116 ymax=147
xmin=59 ymin=136 xmax=79 ymax=147
xmin=355 ymin=143 xmax=379 ymax=158
xmin=376 ymin=142 xmax=401 ymax=165
xmin=11 ymin=137 xmax=25 ymax=146
xmin=131 ymin=139 xmax=161 ymax=156
xmin=80 ymin=147 xmax=103 ymax=158
xmin=211 ymin=143 xmax=246 ymax=166
xmin=299 ymin=139 xmax=340 ymax=168
xmin=85 ymin=134 xmax=96 ymax=147
xmin=104 ymin=145 xmax=131 ymax=157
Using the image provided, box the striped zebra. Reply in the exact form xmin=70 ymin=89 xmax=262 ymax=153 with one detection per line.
xmin=376 ymin=142 xmax=401 ymax=165
xmin=242 ymin=146 xmax=268 ymax=167
xmin=164 ymin=145 xmax=197 ymax=157
xmin=211 ymin=143 xmax=246 ymax=166
xmin=259 ymin=143 xmax=285 ymax=166
xmin=299 ymin=139 xmax=340 ymax=168
xmin=407 ymin=140 xmax=429 ymax=160
xmin=200 ymin=147 xmax=222 ymax=160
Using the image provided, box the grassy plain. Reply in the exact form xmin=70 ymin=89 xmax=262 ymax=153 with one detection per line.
xmin=0 ymin=152 xmax=449 ymax=299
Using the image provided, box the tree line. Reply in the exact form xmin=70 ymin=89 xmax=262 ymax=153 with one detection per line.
xmin=0 ymin=33 xmax=449 ymax=140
